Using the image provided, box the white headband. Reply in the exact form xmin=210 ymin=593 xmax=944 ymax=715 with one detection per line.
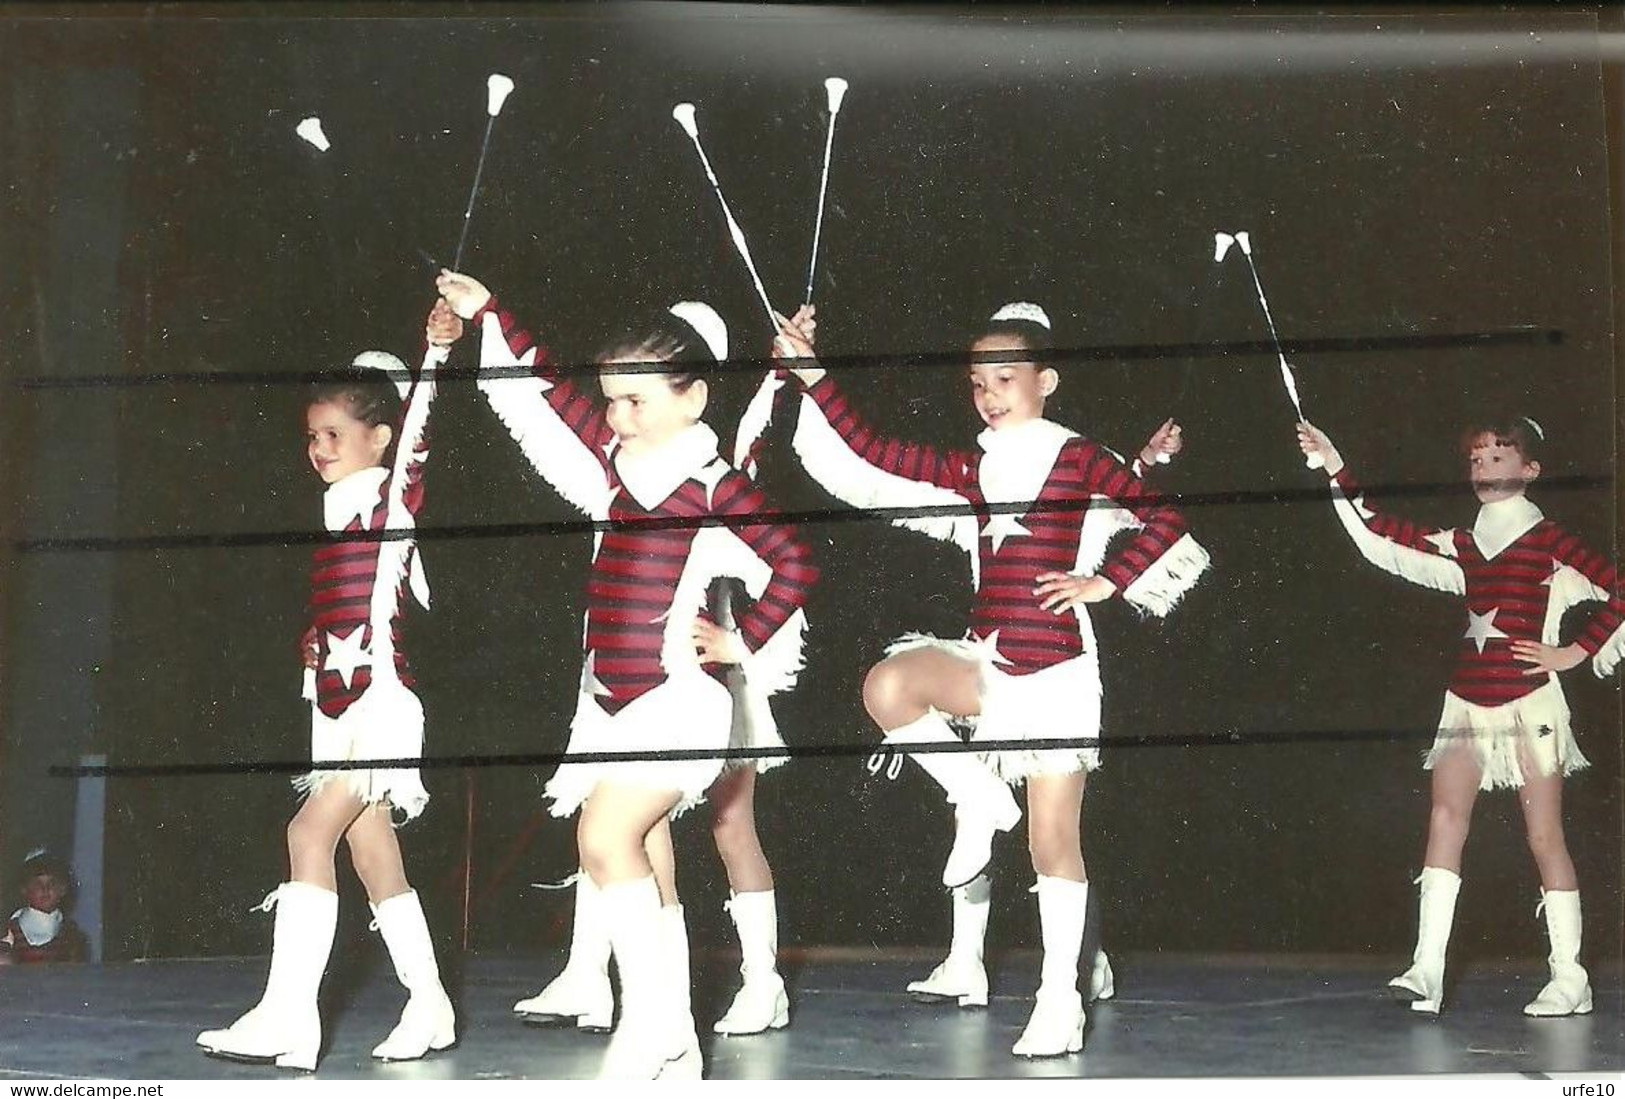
xmin=990 ymin=301 xmax=1051 ymax=330
xmin=668 ymin=301 xmax=728 ymax=363
xmin=351 ymin=350 xmax=408 ymax=374
xmin=1521 ymin=416 xmax=1545 ymax=441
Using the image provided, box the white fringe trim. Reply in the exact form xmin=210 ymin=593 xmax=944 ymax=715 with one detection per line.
xmin=733 ymin=371 xmax=786 ymax=476
xmin=1424 ymin=684 xmax=1589 ymax=792
xmin=477 ymin=312 xmax=613 ymax=520
xmin=1330 ymin=481 xmax=1465 ymax=595
xmin=660 ymin=526 xmax=808 ymax=696
xmin=366 ymin=347 xmax=440 ymax=677
xmin=1544 ymin=563 xmax=1607 ymax=645
xmin=1121 ymin=532 xmax=1212 ymax=618
xmin=1075 ymin=499 xmax=1142 ymax=577
xmin=1592 ymin=622 xmax=1625 ymax=679
xmin=791 ymin=392 xmax=979 ymax=567
xmin=1541 ymin=562 xmax=1623 ymax=679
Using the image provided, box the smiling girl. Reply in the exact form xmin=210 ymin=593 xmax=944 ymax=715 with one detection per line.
xmin=195 ymin=299 xmax=461 ymax=1071
xmin=1299 ymin=417 xmax=1623 ymax=1017
xmin=773 ymin=301 xmax=1207 ymax=1058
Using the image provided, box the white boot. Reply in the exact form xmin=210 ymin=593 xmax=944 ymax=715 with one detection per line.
xmin=369 ymin=890 xmax=457 ymax=1060
xmin=1012 ymin=876 xmax=1088 ymax=1058
xmin=598 ymin=878 xmax=701 ymax=1081
xmin=714 ymin=891 xmax=790 ymax=1035
xmin=907 ymin=873 xmax=991 ymax=1008
xmin=1089 ymin=950 xmax=1115 ymax=1003
xmin=1523 ymin=890 xmax=1592 ymax=1017
xmin=513 ymin=872 xmax=614 ymax=1032
xmin=659 ymin=905 xmax=704 ymax=1077
xmin=1388 ymin=867 xmax=1460 ymax=1015
xmin=196 ymin=882 xmax=337 ymax=1071
xmin=884 ymin=713 xmax=1021 ymax=887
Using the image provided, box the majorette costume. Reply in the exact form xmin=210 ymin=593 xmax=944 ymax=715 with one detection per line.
xmin=473 ymin=294 xmax=815 ymax=1078
xmin=765 ymin=301 xmax=1210 ymax=1056
xmin=196 ymin=346 xmax=455 ymax=1070
xmin=1323 ymin=455 xmax=1623 ymax=1017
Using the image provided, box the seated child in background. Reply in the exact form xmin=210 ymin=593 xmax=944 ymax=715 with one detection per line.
xmin=0 ymin=852 xmax=87 ymax=965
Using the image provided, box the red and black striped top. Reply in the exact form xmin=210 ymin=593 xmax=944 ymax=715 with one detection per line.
xmin=802 ymin=375 xmax=1189 ymax=675
xmin=478 ymin=299 xmax=817 ymax=715
xmin=1334 ymin=468 xmax=1623 ymax=707
xmin=309 ymin=394 xmax=428 ymax=719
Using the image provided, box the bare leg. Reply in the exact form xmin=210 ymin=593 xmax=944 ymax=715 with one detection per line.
xmin=862 ymin=648 xmax=982 ymax=728
xmin=1025 ymin=771 xmax=1086 ymax=882
xmin=710 ymin=766 xmax=773 ymax=893
xmin=287 ymin=783 xmax=368 ymax=891
xmin=1516 ymin=764 xmax=1577 ymax=891
xmin=344 ymin=804 xmax=411 ymax=903
xmin=1422 ymin=744 xmax=1482 ymax=873
xmin=578 ymin=783 xmax=684 ymax=887
xmin=646 ymin=816 xmax=679 ymax=906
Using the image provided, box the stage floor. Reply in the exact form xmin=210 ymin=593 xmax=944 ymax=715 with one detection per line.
xmin=1 ymin=950 xmax=1619 ymax=1080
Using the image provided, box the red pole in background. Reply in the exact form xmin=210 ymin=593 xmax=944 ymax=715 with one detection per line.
xmin=461 ymin=771 xmax=475 ymax=953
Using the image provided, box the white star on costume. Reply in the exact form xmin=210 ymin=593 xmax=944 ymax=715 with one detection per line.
xmin=322 ymin=626 xmax=372 ymax=690
xmin=1542 ymin=559 xmax=1560 ymax=587
xmin=1424 ymin=529 xmax=1459 ymax=558
xmin=968 ymin=630 xmax=1015 ymax=667
xmin=1463 ymin=607 xmax=1509 ymax=654
xmin=581 ymin=651 xmax=611 ymax=697
xmin=1350 ymin=494 xmax=1377 ymax=521
xmin=981 ymin=512 xmax=1032 ymax=554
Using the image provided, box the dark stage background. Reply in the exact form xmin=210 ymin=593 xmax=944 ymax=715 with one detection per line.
xmin=1 ymin=7 xmax=1619 ymax=973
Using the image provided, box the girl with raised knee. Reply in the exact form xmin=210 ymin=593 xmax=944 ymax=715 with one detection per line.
xmin=773 ymin=301 xmax=1206 ymax=1058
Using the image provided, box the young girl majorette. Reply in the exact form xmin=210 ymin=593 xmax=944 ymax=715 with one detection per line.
xmin=511 ymin=332 xmax=825 ymax=1044
xmin=513 ymin=664 xmax=794 ymax=1039
xmin=436 ymin=270 xmax=816 ymax=1078
xmin=1298 ymin=417 xmax=1623 ymax=1016
xmin=773 ymin=302 xmax=1209 ymax=1057
xmin=196 ymin=299 xmax=461 ymax=1070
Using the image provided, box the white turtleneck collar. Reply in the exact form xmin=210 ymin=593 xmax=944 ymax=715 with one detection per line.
xmin=322 ymin=465 xmax=389 ymax=533
xmin=614 ymin=422 xmax=724 ymax=510
xmin=975 ymin=417 xmax=1077 ymax=504
xmin=12 ymin=906 xmax=63 ymax=947
xmin=1472 ymin=493 xmax=1543 ymax=560
xmin=976 ymin=416 xmax=1073 ymax=454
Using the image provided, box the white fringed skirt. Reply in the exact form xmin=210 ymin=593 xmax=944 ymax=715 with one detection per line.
xmin=885 ymin=633 xmax=1103 ymax=784
xmin=1425 ymin=680 xmax=1588 ymax=791
xmin=296 ymin=680 xmax=430 ymax=823
xmin=544 ymin=672 xmax=735 ymax=819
